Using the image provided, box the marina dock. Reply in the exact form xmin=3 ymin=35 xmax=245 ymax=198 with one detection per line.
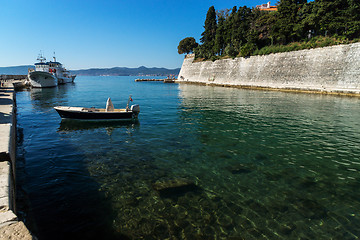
xmin=0 ymin=75 xmax=27 ymax=89
xmin=135 ymin=78 xmax=177 ymax=83
xmin=0 ymin=81 xmax=34 ymax=239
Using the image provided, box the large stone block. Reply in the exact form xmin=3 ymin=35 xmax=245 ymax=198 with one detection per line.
xmin=0 ymin=221 xmax=35 ymax=240
xmin=0 ymin=162 xmax=11 ymax=211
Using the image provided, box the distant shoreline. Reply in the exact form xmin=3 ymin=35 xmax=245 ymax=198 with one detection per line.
xmin=0 ymin=65 xmax=180 ymax=76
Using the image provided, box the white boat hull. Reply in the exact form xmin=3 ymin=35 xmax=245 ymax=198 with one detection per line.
xmin=58 ymin=75 xmax=76 ymax=84
xmin=28 ymin=71 xmax=58 ymax=88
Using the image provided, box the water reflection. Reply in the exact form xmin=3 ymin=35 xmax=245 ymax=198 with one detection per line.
xmin=58 ymin=119 xmax=140 ymax=136
xmin=29 ymin=83 xmax=76 ymax=110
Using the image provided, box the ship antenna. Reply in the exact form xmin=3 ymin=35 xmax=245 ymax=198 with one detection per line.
xmin=53 ymin=51 xmax=56 ymax=62
xmin=37 ymin=51 xmax=46 ymax=63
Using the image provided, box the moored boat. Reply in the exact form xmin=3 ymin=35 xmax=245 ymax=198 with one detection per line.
xmin=49 ymin=56 xmax=76 ymax=84
xmin=27 ymin=55 xmax=58 ymax=88
xmin=54 ymin=96 xmax=140 ymax=121
xmin=26 ymin=53 xmax=76 ymax=88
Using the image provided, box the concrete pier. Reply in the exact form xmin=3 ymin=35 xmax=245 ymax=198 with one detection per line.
xmin=135 ymin=78 xmax=164 ymax=82
xmin=0 ymin=75 xmax=27 ymax=90
xmin=0 ymin=82 xmax=35 ymax=239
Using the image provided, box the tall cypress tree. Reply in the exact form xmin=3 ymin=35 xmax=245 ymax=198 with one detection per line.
xmin=214 ymin=16 xmax=226 ymax=55
xmin=231 ymin=6 xmax=252 ymax=48
xmin=224 ymin=6 xmax=238 ymax=47
xmin=200 ymin=6 xmax=217 ymax=53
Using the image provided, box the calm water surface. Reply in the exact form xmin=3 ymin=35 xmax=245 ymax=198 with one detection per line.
xmin=16 ymin=76 xmax=360 ymax=239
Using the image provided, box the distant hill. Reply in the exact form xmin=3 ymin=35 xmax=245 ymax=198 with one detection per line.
xmin=0 ymin=65 xmax=33 ymax=75
xmin=0 ymin=65 xmax=180 ymax=76
xmin=72 ymin=66 xmax=180 ymax=76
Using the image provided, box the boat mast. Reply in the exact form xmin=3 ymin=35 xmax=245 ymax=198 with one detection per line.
xmin=37 ymin=51 xmax=46 ymax=63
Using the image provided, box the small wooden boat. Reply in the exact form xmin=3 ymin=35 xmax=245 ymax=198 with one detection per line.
xmin=54 ymin=96 xmax=140 ymax=121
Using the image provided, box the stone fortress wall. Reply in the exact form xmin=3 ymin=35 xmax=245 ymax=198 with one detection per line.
xmin=178 ymin=42 xmax=360 ymax=96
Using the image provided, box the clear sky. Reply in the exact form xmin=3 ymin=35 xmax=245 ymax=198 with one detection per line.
xmin=0 ymin=0 xmax=268 ymax=70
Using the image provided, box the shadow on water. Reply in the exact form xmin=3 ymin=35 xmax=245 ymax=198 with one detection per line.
xmin=16 ymin=133 xmax=127 ymax=239
xmin=16 ymin=126 xmax=132 ymax=240
xmin=16 ymin=83 xmax=135 ymax=239
xmin=58 ymin=119 xmax=140 ymax=132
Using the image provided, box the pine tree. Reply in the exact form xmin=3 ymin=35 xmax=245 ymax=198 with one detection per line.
xmin=224 ymin=6 xmax=238 ymax=47
xmin=315 ymin=0 xmax=348 ymax=37
xmin=274 ymin=0 xmax=308 ymax=44
xmin=346 ymin=0 xmax=360 ymax=38
xmin=231 ymin=6 xmax=252 ymax=49
xmin=214 ymin=16 xmax=226 ymax=55
xmin=177 ymin=37 xmax=199 ymax=54
xmin=200 ymin=6 xmax=217 ymax=52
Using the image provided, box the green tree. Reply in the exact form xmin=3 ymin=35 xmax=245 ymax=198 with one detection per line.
xmin=231 ymin=6 xmax=252 ymax=49
xmin=295 ymin=1 xmax=317 ymax=40
xmin=314 ymin=0 xmax=348 ymax=37
xmin=250 ymin=10 xmax=277 ymax=48
xmin=346 ymin=0 xmax=360 ymax=38
xmin=200 ymin=6 xmax=217 ymax=49
xmin=214 ymin=15 xmax=226 ymax=55
xmin=177 ymin=37 xmax=199 ymax=54
xmin=273 ymin=0 xmax=308 ymax=44
xmin=224 ymin=6 xmax=238 ymax=45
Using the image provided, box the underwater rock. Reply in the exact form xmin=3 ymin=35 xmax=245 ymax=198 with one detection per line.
xmin=263 ymin=171 xmax=283 ymax=181
xmin=299 ymin=176 xmax=317 ymax=188
xmin=226 ymin=163 xmax=252 ymax=174
xmin=268 ymin=203 xmax=289 ymax=218
xmin=255 ymin=153 xmax=269 ymax=161
xmin=247 ymin=228 xmax=262 ymax=238
xmin=244 ymin=199 xmax=270 ymax=216
xmin=295 ymin=198 xmax=328 ymax=219
xmin=152 ymin=178 xmax=200 ymax=199
xmin=152 ymin=178 xmax=195 ymax=191
xmin=279 ymin=223 xmax=296 ymax=235
xmin=216 ymin=213 xmax=233 ymax=227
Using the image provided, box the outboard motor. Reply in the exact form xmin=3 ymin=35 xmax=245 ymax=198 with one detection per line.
xmin=131 ymin=104 xmax=140 ymax=117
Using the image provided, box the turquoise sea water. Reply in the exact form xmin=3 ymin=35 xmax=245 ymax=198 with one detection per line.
xmin=16 ymin=76 xmax=360 ymax=239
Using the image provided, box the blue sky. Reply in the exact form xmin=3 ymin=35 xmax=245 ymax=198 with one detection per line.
xmin=0 ymin=0 xmax=269 ymax=70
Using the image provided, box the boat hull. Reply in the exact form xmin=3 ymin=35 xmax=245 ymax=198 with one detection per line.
xmin=28 ymin=71 xmax=57 ymax=88
xmin=54 ymin=107 xmax=138 ymax=121
xmin=58 ymin=75 xmax=76 ymax=84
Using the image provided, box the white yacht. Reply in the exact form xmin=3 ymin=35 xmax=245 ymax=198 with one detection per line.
xmin=27 ymin=55 xmax=58 ymax=88
xmin=27 ymin=54 xmax=76 ymax=88
xmin=48 ymin=56 xmax=76 ymax=84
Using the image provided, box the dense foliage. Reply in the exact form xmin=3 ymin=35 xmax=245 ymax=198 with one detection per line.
xmin=177 ymin=37 xmax=199 ymax=54
xmin=178 ymin=0 xmax=360 ymax=60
